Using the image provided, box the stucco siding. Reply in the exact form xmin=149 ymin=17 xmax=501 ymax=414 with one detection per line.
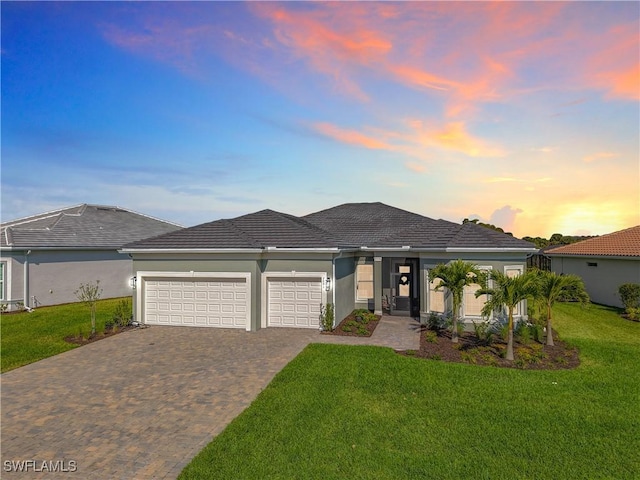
xmin=334 ymin=256 xmax=356 ymax=325
xmin=2 ymin=250 xmax=134 ymax=308
xmin=551 ymin=256 xmax=640 ymax=308
xmin=131 ymin=254 xmax=334 ymax=330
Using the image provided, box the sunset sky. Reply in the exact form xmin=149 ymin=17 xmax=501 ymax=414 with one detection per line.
xmin=2 ymin=1 xmax=638 ymax=238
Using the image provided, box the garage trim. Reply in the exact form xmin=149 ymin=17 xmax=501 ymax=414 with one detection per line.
xmin=260 ymin=271 xmax=327 ymax=329
xmin=136 ymin=271 xmax=252 ymax=331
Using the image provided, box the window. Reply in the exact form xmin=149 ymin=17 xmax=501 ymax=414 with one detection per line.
xmin=356 ymin=264 xmax=374 ymax=301
xmin=0 ymin=263 xmax=4 ymax=301
xmin=428 ymin=275 xmax=445 ymax=314
xmin=505 ymin=265 xmax=524 ymax=316
xmin=463 ymin=267 xmax=491 ymax=317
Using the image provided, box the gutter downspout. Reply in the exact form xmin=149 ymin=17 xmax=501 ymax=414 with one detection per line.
xmin=331 ymin=250 xmax=344 ymax=329
xmin=23 ymin=250 xmax=33 ymax=312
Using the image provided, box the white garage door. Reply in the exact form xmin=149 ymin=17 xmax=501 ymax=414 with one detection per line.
xmin=268 ymin=278 xmax=323 ymax=328
xmin=145 ymin=278 xmax=248 ymax=328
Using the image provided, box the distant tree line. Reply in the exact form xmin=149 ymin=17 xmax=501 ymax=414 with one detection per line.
xmin=521 ymin=233 xmax=597 ymax=249
xmin=461 ymin=219 xmax=597 ymax=249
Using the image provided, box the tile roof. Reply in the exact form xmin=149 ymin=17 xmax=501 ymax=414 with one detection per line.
xmin=1 ymin=204 xmax=182 ymax=249
xmin=545 ymin=225 xmax=640 ymax=257
xmin=124 ymin=209 xmax=344 ymax=249
xmin=125 ymin=202 xmax=536 ymax=251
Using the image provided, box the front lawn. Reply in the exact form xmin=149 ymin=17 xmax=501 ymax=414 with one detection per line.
xmin=1 ymin=298 xmax=129 ymax=373
xmin=180 ymin=303 xmax=640 ymax=479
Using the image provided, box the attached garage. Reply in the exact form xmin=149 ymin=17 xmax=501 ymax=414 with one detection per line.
xmin=139 ymin=272 xmax=251 ymax=330
xmin=264 ymin=275 xmax=325 ymax=329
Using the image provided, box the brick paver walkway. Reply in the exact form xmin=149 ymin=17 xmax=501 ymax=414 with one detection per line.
xmin=1 ymin=316 xmax=419 ymax=479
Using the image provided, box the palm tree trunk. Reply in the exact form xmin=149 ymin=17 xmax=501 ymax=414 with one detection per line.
xmin=546 ymin=303 xmax=554 ymax=346
xmin=451 ymin=302 xmax=459 ymax=343
xmin=506 ymin=308 xmax=514 ymax=361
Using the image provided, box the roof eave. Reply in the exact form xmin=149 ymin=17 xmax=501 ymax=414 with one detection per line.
xmin=545 ymin=252 xmax=639 ymax=260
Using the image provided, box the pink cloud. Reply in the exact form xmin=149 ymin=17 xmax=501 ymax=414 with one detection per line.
xmin=312 ymin=122 xmax=391 ymax=150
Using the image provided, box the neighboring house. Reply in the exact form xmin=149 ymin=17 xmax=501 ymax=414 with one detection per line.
xmin=122 ymin=202 xmax=537 ymax=331
xmin=546 ymin=225 xmax=640 ymax=308
xmin=0 ymin=204 xmax=182 ymax=310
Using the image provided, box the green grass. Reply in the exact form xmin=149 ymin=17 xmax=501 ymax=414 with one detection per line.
xmin=180 ymin=303 xmax=640 ymax=480
xmin=1 ymin=298 xmax=127 ymax=373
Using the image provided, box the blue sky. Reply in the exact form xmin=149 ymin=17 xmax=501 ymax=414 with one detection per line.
xmin=2 ymin=1 xmax=638 ymax=237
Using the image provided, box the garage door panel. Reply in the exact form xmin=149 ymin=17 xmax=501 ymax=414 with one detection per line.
xmin=268 ymin=278 xmax=322 ymax=329
xmin=145 ymin=277 xmax=248 ymax=328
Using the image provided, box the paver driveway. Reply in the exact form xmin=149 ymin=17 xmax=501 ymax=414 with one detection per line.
xmin=1 ymin=317 xmax=419 ymax=479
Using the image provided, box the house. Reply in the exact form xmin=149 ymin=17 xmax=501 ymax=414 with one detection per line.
xmin=546 ymin=225 xmax=640 ymax=308
xmin=0 ymin=204 xmax=182 ymax=310
xmin=122 ymin=202 xmax=537 ymax=331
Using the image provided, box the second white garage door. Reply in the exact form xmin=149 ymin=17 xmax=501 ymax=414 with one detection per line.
xmin=267 ymin=278 xmax=323 ymax=328
xmin=145 ymin=278 xmax=249 ymax=328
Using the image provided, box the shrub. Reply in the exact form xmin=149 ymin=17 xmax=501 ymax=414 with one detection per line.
xmin=515 ymin=322 xmax=532 ymax=345
xmin=618 ymin=283 xmax=640 ymax=311
xmin=427 ymin=313 xmax=444 ymax=331
xmin=113 ymin=298 xmax=132 ymax=328
xmin=472 ymin=319 xmax=494 ymax=344
xmin=626 ymin=307 xmax=640 ymax=321
xmin=320 ymin=303 xmax=335 ymax=332
xmin=424 ymin=330 xmax=438 ymax=343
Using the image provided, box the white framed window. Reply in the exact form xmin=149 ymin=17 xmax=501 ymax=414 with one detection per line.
xmin=462 ymin=266 xmax=491 ymax=317
xmin=356 ymin=264 xmax=374 ymax=301
xmin=427 ymin=271 xmax=445 ymax=314
xmin=505 ymin=265 xmax=525 ymax=316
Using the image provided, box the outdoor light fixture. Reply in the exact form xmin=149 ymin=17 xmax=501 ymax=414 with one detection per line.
xmin=324 ymin=277 xmax=332 ymax=291
xmin=130 ymin=276 xmax=137 ymax=289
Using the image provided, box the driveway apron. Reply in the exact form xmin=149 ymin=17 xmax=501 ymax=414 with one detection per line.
xmin=1 ymin=316 xmax=419 ymax=479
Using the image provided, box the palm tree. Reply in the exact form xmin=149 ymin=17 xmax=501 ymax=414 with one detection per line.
xmin=476 ymin=270 xmax=538 ymax=361
xmin=534 ymin=270 xmax=589 ymax=346
xmin=429 ymin=260 xmax=483 ymax=343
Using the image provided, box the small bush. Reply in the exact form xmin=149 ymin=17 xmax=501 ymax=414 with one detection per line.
xmin=427 ymin=313 xmax=444 ymax=331
xmin=424 ymin=330 xmax=438 ymax=343
xmin=472 ymin=320 xmax=494 ymax=344
xmin=618 ymin=283 xmax=640 ymax=310
xmin=320 ymin=303 xmax=335 ymax=332
xmin=113 ymin=298 xmax=132 ymax=328
xmin=626 ymin=307 xmax=640 ymax=320
xmin=515 ymin=322 xmax=532 ymax=345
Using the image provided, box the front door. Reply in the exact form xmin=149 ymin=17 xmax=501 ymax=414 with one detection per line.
xmin=390 ymin=263 xmax=414 ymax=316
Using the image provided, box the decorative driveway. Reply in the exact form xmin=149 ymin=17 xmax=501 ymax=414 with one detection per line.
xmin=1 ymin=317 xmax=419 ymax=479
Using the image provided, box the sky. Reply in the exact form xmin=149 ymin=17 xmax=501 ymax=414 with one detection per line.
xmin=1 ymin=1 xmax=639 ymax=238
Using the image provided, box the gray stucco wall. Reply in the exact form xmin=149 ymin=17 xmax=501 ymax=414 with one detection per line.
xmin=551 ymin=256 xmax=640 ymax=308
xmin=132 ymin=253 xmax=334 ymax=330
xmin=334 ymin=256 xmax=356 ymax=325
xmin=1 ymin=250 xmax=134 ymax=309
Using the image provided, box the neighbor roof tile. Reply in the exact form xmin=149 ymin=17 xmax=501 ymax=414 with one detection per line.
xmin=545 ymin=225 xmax=640 ymax=257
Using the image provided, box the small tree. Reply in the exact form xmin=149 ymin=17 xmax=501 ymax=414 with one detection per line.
xmin=534 ymin=270 xmax=589 ymax=346
xmin=618 ymin=283 xmax=640 ymax=311
xmin=75 ymin=280 xmax=103 ymax=336
xmin=429 ymin=260 xmax=484 ymax=343
xmin=476 ymin=270 xmax=538 ymax=361
xmin=320 ymin=303 xmax=335 ymax=332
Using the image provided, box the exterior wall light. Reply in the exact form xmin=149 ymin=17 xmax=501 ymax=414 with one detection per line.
xmin=130 ymin=276 xmax=137 ymax=289
xmin=325 ymin=277 xmax=331 ymax=291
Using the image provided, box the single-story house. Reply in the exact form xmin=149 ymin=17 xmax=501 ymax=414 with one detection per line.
xmin=122 ymin=202 xmax=537 ymax=331
xmin=546 ymin=225 xmax=640 ymax=308
xmin=0 ymin=204 xmax=182 ymax=310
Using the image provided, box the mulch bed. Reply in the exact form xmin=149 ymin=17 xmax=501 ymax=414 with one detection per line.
xmin=400 ymin=328 xmax=580 ymax=370
xmin=65 ymin=325 xmax=137 ymax=346
xmin=321 ymin=312 xmax=381 ymax=337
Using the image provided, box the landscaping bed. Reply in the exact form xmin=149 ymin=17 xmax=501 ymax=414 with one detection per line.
xmin=64 ymin=324 xmax=138 ymax=345
xmin=322 ymin=309 xmax=381 ymax=336
xmin=403 ymin=328 xmax=580 ymax=369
